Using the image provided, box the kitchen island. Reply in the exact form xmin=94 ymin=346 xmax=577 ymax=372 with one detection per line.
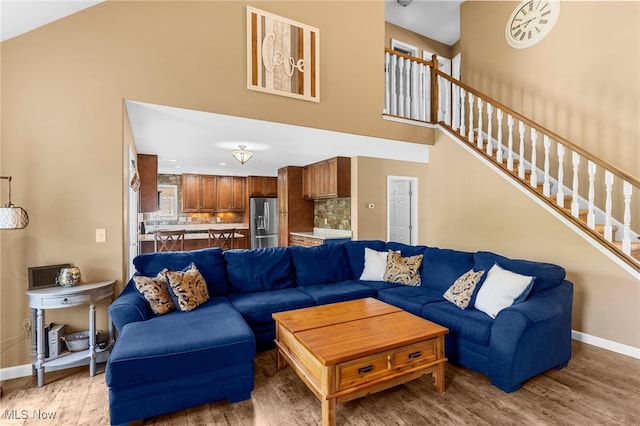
xmin=139 ymin=223 xmax=249 ymax=252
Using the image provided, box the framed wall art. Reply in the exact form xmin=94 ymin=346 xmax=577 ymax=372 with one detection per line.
xmin=247 ymin=6 xmax=320 ymax=102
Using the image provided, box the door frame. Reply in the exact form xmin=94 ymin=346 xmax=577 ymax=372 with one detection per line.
xmin=386 ymin=175 xmax=418 ymax=245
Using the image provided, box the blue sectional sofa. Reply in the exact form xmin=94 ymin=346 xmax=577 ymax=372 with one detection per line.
xmin=106 ymin=240 xmax=573 ymax=425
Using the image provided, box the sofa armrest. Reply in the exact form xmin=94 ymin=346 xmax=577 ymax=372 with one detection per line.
xmin=488 ymin=280 xmax=573 ymax=392
xmin=108 ymin=278 xmax=150 ymax=333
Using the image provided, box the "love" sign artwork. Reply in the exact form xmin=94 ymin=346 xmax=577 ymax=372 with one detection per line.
xmin=247 ymin=7 xmax=320 ymax=102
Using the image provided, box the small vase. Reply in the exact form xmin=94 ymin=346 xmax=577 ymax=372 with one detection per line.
xmin=56 ymin=267 xmax=81 ymax=287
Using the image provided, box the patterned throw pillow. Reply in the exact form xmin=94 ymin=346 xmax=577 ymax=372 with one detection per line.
xmin=165 ymin=263 xmax=210 ymax=312
xmin=443 ymin=269 xmax=485 ymax=310
xmin=383 ymin=250 xmax=424 ymax=286
xmin=134 ymin=271 xmax=176 ymax=315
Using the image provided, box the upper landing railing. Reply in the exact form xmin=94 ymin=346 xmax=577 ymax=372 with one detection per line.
xmin=384 ymin=48 xmax=640 ymax=272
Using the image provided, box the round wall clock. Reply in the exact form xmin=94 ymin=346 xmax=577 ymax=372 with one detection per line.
xmin=505 ymin=0 xmax=560 ymax=49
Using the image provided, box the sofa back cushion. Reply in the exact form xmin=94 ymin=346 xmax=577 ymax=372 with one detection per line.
xmin=132 ymin=248 xmax=228 ymax=296
xmin=421 ymin=247 xmax=476 ymax=294
xmin=473 ymin=251 xmax=566 ymax=296
xmin=224 ymin=247 xmax=295 ymax=293
xmin=343 ymin=240 xmax=386 ymax=279
xmin=385 ymin=242 xmax=427 ymax=257
xmin=290 ymin=243 xmax=351 ymax=286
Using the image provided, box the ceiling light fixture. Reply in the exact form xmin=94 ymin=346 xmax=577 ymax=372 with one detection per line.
xmin=231 ymin=145 xmax=254 ymax=165
xmin=397 ymin=0 xmax=412 ymax=7
xmin=0 ymin=176 xmax=29 ymax=230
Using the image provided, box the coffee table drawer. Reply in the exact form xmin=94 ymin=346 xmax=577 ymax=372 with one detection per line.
xmin=337 ymin=354 xmax=390 ymax=390
xmin=392 ymin=340 xmax=437 ymax=368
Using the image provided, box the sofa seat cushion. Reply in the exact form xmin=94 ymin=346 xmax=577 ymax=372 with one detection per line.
xmin=225 ymin=247 xmax=295 ymax=293
xmin=355 ymin=279 xmax=402 ymax=292
xmin=290 ymin=244 xmax=351 ymax=285
xmin=297 ymin=281 xmax=376 ymax=305
xmin=377 ymin=286 xmax=444 ymax=316
xmin=227 ymin=288 xmax=316 ymax=325
xmin=106 ymin=297 xmax=255 ymax=389
xmin=133 ymin=248 xmax=228 ymax=296
xmin=421 ymin=247 xmax=476 ymax=294
xmin=421 ymin=302 xmax=494 ymax=346
xmin=473 ymin=251 xmax=566 ymax=296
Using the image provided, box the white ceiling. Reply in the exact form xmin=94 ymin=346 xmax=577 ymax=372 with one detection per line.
xmin=2 ymin=0 xmax=457 ymax=176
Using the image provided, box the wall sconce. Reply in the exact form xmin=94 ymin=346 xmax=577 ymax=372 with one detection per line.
xmin=231 ymin=145 xmax=254 ymax=165
xmin=0 ymin=176 xmax=29 ymax=230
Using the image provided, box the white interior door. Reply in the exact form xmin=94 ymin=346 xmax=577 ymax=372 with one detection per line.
xmin=128 ymin=148 xmax=139 ymax=277
xmin=388 ymin=179 xmax=412 ymax=244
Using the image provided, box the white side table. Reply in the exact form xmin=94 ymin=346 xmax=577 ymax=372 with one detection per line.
xmin=26 ymin=280 xmax=115 ymax=387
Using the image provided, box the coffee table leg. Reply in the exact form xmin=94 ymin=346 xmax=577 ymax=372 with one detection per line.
xmin=434 ymin=363 xmax=445 ymax=392
xmin=321 ymin=398 xmax=336 ymax=426
xmin=276 ymin=348 xmax=286 ymax=371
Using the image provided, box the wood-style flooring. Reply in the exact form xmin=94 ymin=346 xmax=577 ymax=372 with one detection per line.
xmin=1 ymin=340 xmax=639 ymax=425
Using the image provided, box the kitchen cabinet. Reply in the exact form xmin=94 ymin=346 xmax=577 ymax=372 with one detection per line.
xmin=138 ymin=154 xmax=158 ymax=212
xmin=278 ymin=166 xmax=314 ymax=246
xmin=247 ymin=176 xmax=277 ymax=197
xmin=182 ymin=174 xmax=217 ymax=212
xmin=303 ymin=156 xmax=351 ymax=199
xmin=216 ymin=176 xmax=246 ymax=212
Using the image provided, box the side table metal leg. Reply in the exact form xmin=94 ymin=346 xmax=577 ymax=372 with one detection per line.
xmin=36 ymin=309 xmax=44 ymax=387
xmin=89 ymin=302 xmax=96 ymax=377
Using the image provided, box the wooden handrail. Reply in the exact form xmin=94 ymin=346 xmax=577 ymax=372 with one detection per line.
xmin=384 ymin=47 xmax=435 ymax=68
xmin=435 ymin=70 xmax=640 ymax=187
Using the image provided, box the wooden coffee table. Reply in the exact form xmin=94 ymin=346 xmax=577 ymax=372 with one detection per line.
xmin=273 ymin=297 xmax=448 ymax=426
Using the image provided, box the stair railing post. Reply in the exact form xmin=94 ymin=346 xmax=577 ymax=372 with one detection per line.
xmin=384 ymin=51 xmax=390 ymax=114
xmin=430 ymin=54 xmax=439 ymax=123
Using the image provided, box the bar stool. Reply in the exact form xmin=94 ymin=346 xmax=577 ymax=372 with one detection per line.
xmin=208 ymin=229 xmax=236 ymax=250
xmin=154 ymin=230 xmax=185 ymax=252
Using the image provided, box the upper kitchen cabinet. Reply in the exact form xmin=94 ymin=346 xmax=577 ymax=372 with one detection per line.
xmin=138 ymin=154 xmax=158 ymax=212
xmin=182 ymin=174 xmax=217 ymax=212
xmin=303 ymin=157 xmax=351 ymax=199
xmin=216 ymin=176 xmax=246 ymax=212
xmin=247 ymin=176 xmax=277 ymax=197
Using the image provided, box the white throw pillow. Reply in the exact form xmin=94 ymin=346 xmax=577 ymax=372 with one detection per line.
xmin=474 ymin=263 xmax=534 ymax=319
xmin=360 ymin=248 xmax=393 ymax=281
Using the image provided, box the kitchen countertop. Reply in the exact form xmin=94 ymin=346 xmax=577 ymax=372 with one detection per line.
xmin=140 ymin=223 xmax=248 ymax=242
xmin=289 ymin=228 xmax=352 ymax=240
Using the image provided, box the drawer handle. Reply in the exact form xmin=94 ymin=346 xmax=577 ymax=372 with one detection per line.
xmin=358 ymin=365 xmax=374 ymax=374
xmin=408 ymin=351 xmax=422 ymax=359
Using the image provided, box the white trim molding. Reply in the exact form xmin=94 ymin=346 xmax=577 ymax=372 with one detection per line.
xmin=0 ymin=363 xmax=33 ymax=381
xmin=572 ymin=330 xmax=640 ymax=359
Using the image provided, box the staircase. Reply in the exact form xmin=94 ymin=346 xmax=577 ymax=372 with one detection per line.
xmin=383 ymin=49 xmax=640 ymax=276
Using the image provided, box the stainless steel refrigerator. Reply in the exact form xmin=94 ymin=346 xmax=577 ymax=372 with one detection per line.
xmin=250 ymin=197 xmax=278 ymax=249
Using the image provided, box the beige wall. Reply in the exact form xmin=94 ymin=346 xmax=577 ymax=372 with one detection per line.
xmin=460 ymin=1 xmax=639 ymax=175
xmin=0 ymin=1 xmax=434 ymax=369
xmin=352 ymin=156 xmax=429 ymax=244
xmin=427 ymin=131 xmax=640 ymax=348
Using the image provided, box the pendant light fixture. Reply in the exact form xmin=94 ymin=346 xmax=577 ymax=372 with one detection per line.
xmin=231 ymin=145 xmax=254 ymax=165
xmin=0 ymin=176 xmax=29 ymax=230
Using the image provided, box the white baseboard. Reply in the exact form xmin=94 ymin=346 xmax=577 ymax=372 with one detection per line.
xmin=572 ymin=330 xmax=640 ymax=359
xmin=1 ymin=332 xmax=637 ymax=380
xmin=0 ymin=363 xmax=33 ymax=381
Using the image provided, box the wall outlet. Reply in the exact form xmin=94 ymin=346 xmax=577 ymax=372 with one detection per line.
xmin=216 ymin=216 xmax=221 ymax=223
xmin=95 ymin=228 xmax=106 ymax=243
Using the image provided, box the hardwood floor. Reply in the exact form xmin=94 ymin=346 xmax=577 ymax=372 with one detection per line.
xmin=1 ymin=341 xmax=638 ymax=425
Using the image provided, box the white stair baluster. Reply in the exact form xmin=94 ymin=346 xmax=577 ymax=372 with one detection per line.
xmin=604 ymin=171 xmax=614 ymax=241
xmin=530 ymin=128 xmax=538 ymax=187
xmin=518 ymin=121 xmax=526 ymax=179
xmin=384 ymin=52 xmax=390 ymax=114
xmin=571 ymin=152 xmax=581 ymax=218
xmin=459 ymin=89 xmax=466 ymax=137
xmin=486 ymin=104 xmax=494 ymax=156
xmin=468 ymin=93 xmax=475 ymax=144
xmin=418 ymin=64 xmax=425 ymax=121
xmin=404 ymin=58 xmax=411 ymax=118
xmin=477 ymin=98 xmax=484 ymax=149
xmin=453 ymin=82 xmax=460 ymax=131
xmin=556 ymin=144 xmax=566 ymax=208
xmin=507 ymin=114 xmax=514 ymax=171
xmin=587 ymin=161 xmax=596 ymax=229
xmin=622 ymin=181 xmax=632 ymax=254
xmin=496 ymin=108 xmax=503 ymax=163
xmin=398 ymin=58 xmax=405 ymax=117
xmin=410 ymin=61 xmax=418 ymax=119
xmin=390 ymin=54 xmax=397 ymax=115
xmin=543 ymin=135 xmax=551 ymax=196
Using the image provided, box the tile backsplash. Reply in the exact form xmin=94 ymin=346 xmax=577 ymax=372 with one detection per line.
xmin=314 ymin=198 xmax=351 ymax=230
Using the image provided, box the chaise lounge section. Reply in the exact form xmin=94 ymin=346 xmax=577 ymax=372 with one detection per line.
xmin=106 ymin=240 xmax=573 ymax=425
